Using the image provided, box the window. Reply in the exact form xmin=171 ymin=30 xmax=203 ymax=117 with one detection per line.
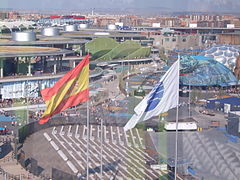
xmin=165 ymin=38 xmax=169 ymax=42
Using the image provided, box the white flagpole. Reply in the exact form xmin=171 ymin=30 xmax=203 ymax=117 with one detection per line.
xmin=174 ymin=56 xmax=180 ymax=180
xmin=87 ymin=100 xmax=89 ymax=180
xmin=86 ymin=100 xmax=89 ymax=179
xmin=26 ymin=81 xmax=29 ymax=124
xmin=100 ymin=116 xmax=103 ymax=179
xmin=189 ymin=79 xmax=191 ymax=119
xmin=86 ymin=51 xmax=90 ymax=180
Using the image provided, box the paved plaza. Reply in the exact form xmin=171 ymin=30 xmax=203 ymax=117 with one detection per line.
xmin=22 ymin=124 xmax=170 ymax=179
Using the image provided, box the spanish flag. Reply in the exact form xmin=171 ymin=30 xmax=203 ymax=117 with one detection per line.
xmin=39 ymin=55 xmax=90 ymax=124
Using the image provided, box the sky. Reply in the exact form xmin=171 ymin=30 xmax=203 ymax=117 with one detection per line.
xmin=2 ymin=0 xmax=240 ymax=14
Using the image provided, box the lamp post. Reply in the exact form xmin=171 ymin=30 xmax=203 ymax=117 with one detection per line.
xmin=100 ymin=116 xmax=103 ymax=179
xmin=188 ymin=80 xmax=191 ymax=119
xmin=13 ymin=122 xmax=19 ymax=164
xmin=25 ymin=81 xmax=30 ymax=125
xmin=188 ymin=71 xmax=194 ymax=119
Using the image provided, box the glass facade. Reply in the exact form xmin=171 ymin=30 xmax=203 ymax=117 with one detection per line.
xmin=180 ymin=56 xmax=238 ymax=86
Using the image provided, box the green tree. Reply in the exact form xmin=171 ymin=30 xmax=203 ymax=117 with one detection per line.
xmin=159 ymin=47 xmax=168 ymax=64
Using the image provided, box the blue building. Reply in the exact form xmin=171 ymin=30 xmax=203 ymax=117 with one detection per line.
xmin=180 ymin=56 xmax=238 ymax=87
xmin=206 ymin=97 xmax=240 ymax=112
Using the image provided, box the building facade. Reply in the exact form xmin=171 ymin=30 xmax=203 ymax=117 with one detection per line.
xmin=151 ymin=33 xmax=203 ymax=51
xmin=218 ymin=33 xmax=240 ymax=45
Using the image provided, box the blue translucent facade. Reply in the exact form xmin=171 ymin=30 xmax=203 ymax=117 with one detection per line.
xmin=180 ymin=56 xmax=238 ymax=86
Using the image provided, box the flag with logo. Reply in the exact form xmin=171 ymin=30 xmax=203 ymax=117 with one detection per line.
xmin=124 ymin=60 xmax=179 ymax=131
xmin=39 ymin=55 xmax=90 ymax=124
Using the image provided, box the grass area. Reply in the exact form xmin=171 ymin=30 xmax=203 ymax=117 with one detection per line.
xmin=86 ymin=37 xmax=119 ymax=59
xmin=86 ymin=37 xmax=150 ymax=61
xmin=125 ymin=47 xmax=151 ymax=59
xmin=98 ymin=40 xmax=141 ymax=60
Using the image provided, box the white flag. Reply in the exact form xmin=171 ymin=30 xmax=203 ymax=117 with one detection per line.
xmin=124 ymin=60 xmax=179 ymax=131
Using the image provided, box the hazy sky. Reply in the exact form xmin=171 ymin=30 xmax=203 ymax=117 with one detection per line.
xmin=2 ymin=0 xmax=240 ymax=13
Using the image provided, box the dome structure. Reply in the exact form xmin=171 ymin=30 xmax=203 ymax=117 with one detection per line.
xmin=12 ymin=32 xmax=36 ymax=42
xmin=180 ymin=56 xmax=238 ymax=87
xmin=199 ymin=45 xmax=240 ymax=70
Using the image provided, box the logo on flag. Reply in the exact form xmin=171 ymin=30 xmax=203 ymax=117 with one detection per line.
xmin=145 ymin=82 xmax=164 ymax=112
xmin=124 ymin=60 xmax=180 ymax=131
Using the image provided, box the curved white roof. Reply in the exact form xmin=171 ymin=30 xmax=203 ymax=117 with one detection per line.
xmin=199 ymin=45 xmax=240 ymax=69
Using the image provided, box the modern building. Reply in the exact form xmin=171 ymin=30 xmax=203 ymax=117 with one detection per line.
xmin=38 ymin=15 xmax=92 ymax=26
xmin=206 ymin=97 xmax=240 ymax=113
xmin=0 ymin=46 xmax=73 ymax=77
xmin=0 ymin=38 xmax=107 ymax=98
xmin=151 ymin=33 xmax=203 ymax=51
xmin=180 ymin=56 xmax=238 ymax=87
xmin=199 ymin=45 xmax=240 ymax=70
xmin=0 ymin=20 xmax=36 ymax=30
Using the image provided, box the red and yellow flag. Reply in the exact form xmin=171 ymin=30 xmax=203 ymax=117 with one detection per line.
xmin=39 ymin=55 xmax=90 ymax=124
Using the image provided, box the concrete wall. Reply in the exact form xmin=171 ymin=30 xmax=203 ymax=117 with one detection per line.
xmin=151 ymin=34 xmax=203 ymax=51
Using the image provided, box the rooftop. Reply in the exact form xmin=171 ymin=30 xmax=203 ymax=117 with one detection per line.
xmin=0 ymin=46 xmax=73 ymax=58
xmin=180 ymin=56 xmax=238 ymax=87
